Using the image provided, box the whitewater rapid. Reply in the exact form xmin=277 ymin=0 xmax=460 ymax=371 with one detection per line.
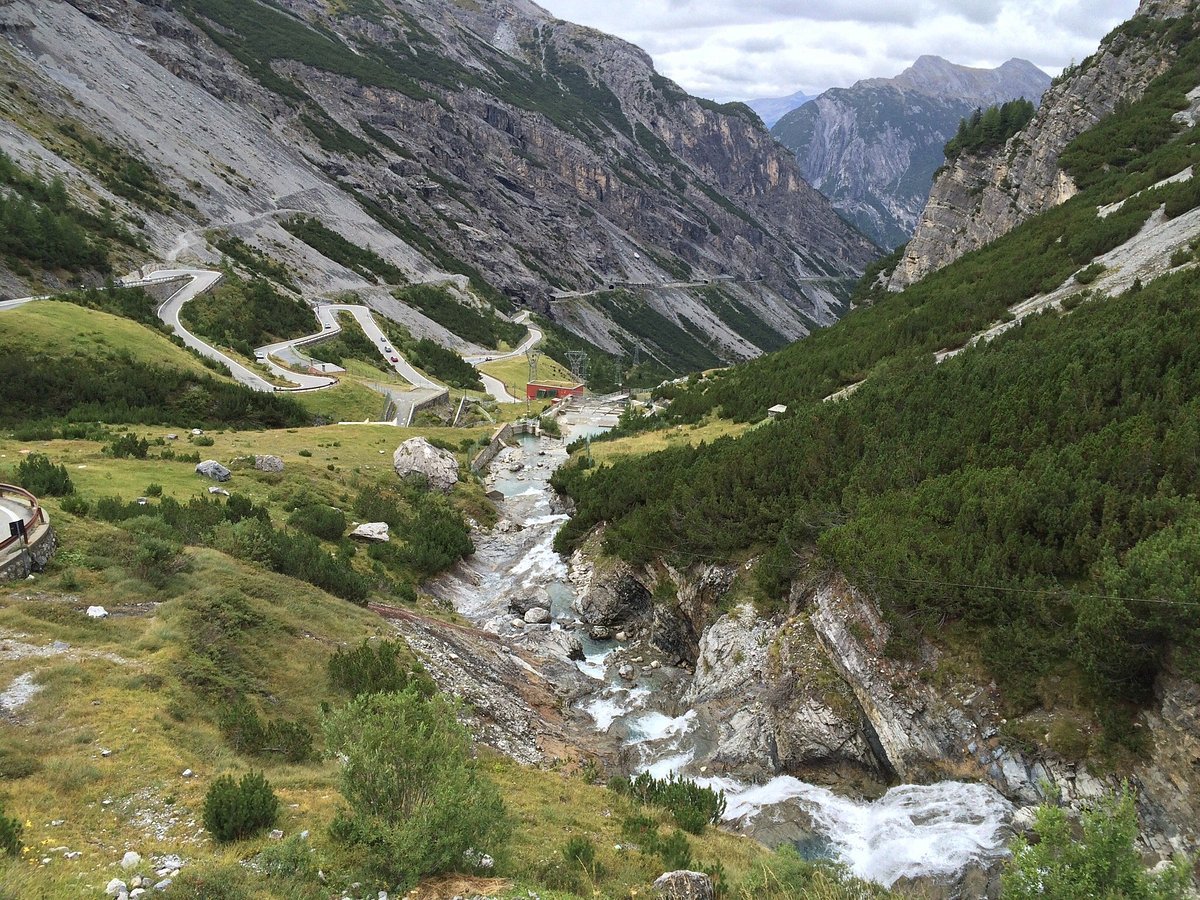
xmin=437 ymin=414 xmax=1015 ymax=889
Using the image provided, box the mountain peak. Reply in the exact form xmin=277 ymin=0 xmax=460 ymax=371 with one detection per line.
xmin=888 ymin=56 xmax=1050 ymax=105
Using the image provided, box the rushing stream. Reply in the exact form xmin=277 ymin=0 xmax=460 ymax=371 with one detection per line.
xmin=428 ymin=403 xmax=1014 ymax=890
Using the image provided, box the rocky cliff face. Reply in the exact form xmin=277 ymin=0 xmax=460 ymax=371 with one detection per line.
xmin=889 ymin=0 xmax=1189 ymax=288
xmin=772 ymin=57 xmax=1049 ymax=248
xmin=605 ymin=555 xmax=1199 ymax=864
xmin=0 ymin=0 xmax=875 ymax=360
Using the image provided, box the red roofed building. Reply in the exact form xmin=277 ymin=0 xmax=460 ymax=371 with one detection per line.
xmin=526 ymin=381 xmax=585 ymax=401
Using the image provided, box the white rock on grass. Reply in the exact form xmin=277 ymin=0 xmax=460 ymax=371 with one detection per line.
xmin=105 ymin=878 xmax=127 ymax=896
xmin=86 ymin=606 xmax=108 ymax=618
xmin=254 ymin=454 xmax=284 ymax=473
xmin=121 ymin=850 xmax=141 ymax=869
xmin=349 ymin=522 xmax=389 ymax=542
xmin=195 ymin=460 xmax=231 ymax=482
xmin=393 ymin=437 xmax=458 ymax=493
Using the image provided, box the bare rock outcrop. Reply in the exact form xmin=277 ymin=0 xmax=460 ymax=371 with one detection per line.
xmin=683 ymin=603 xmax=883 ymax=780
xmin=393 ymin=437 xmax=458 ymax=493
xmin=575 ymin=565 xmax=651 ymax=635
xmin=653 ymin=871 xmax=713 ymax=900
xmin=891 ymin=0 xmax=1190 ymax=288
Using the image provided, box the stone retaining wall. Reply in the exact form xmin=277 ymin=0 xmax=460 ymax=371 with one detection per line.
xmin=470 ymin=421 xmax=540 ymax=472
xmin=0 ymin=524 xmax=57 ymax=581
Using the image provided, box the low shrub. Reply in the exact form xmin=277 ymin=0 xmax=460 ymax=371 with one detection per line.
xmin=14 ymin=453 xmax=74 ymax=496
xmin=562 ymin=834 xmax=600 ymax=878
xmin=219 ymin=699 xmax=313 ymax=763
xmin=327 ymin=639 xmax=433 ymax=698
xmin=322 ymin=689 xmax=509 ymax=889
xmin=202 ymin=772 xmax=279 ymax=842
xmin=610 ymin=771 xmax=726 ymax=834
xmin=0 ymin=800 xmax=21 ymax=856
xmin=108 ymin=432 xmax=149 ymax=459
xmin=60 ymin=494 xmax=90 ymax=516
xmin=287 ymin=503 xmax=346 ymax=541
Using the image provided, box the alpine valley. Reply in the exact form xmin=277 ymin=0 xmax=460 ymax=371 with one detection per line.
xmin=0 ymin=1 xmax=1198 ymax=900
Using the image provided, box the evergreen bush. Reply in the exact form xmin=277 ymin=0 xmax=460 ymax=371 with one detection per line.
xmin=202 ymin=772 xmax=279 ymax=843
xmin=14 ymin=453 xmax=74 ymax=496
xmin=0 ymin=801 xmax=21 ymax=857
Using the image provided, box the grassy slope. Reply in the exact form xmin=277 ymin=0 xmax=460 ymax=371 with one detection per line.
xmin=0 ymin=302 xmax=219 ymax=379
xmin=0 ymin=419 xmax=789 ymax=899
xmin=588 ymin=417 xmax=751 ymax=466
xmin=477 ymin=355 xmax=577 ymax=400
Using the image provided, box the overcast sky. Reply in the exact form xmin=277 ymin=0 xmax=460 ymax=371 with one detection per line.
xmin=536 ymin=0 xmax=1142 ymax=101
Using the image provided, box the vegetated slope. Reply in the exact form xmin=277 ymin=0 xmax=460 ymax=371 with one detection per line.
xmin=0 ymin=421 xmax=854 ymax=898
xmin=0 ymin=300 xmax=309 ymax=428
xmin=554 ymin=25 xmax=1200 ymax=773
xmin=890 ymin=0 xmax=1196 ymax=288
xmin=773 ymin=57 xmax=1049 ymax=248
xmin=0 ymin=0 xmax=876 ymax=377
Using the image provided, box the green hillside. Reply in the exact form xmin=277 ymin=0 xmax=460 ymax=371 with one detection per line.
xmin=554 ymin=25 xmax=1200 ymax=758
xmin=0 ymin=301 xmax=309 ymax=430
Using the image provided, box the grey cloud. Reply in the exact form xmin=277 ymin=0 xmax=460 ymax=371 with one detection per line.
xmin=538 ymin=0 xmax=1141 ymax=99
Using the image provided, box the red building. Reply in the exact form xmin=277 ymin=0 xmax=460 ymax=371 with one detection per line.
xmin=526 ymin=381 xmax=585 ymax=401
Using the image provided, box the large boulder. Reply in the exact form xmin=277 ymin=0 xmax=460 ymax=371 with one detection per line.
xmin=576 ymin=568 xmax=651 ymax=628
xmin=350 ymin=522 xmax=389 ymax=542
xmin=254 ymin=454 xmax=284 ymax=473
xmin=195 ymin=460 xmax=231 ymax=482
xmin=509 ymin=591 xmax=551 ymax=616
xmin=523 ymin=607 xmax=552 ymax=625
xmin=653 ymin=871 xmax=714 ymax=900
xmin=393 ymin=437 xmax=458 ymax=493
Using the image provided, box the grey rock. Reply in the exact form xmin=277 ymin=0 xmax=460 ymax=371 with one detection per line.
xmin=195 ymin=460 xmax=231 ymax=482
xmin=653 ymin=870 xmax=714 ymax=900
xmin=269 ymin=829 xmax=284 ymax=840
xmin=393 ymin=438 xmax=459 ymax=493
xmin=893 ymin=8 xmax=1189 ymax=288
xmin=508 ymin=592 xmax=551 ymax=616
xmin=120 ymin=851 xmax=140 ymax=870
xmin=254 ymin=454 xmax=284 ymax=473
xmin=153 ymin=881 xmax=171 ymax=892
xmin=523 ymin=607 xmax=551 ymax=625
xmin=774 ymin=57 xmax=1049 ymax=247
xmin=106 ymin=878 xmax=127 ymax=897
xmin=350 ymin=522 xmax=389 ymax=542
xmin=576 ymin=568 xmax=651 ymax=628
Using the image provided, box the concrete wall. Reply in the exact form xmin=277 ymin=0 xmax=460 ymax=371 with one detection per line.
xmin=470 ymin=421 xmax=540 ymax=472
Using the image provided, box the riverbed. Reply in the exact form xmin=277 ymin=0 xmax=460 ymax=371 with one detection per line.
xmin=427 ymin=404 xmax=1014 ymax=891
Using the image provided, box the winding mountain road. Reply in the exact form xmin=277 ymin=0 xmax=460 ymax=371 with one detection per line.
xmin=464 ymin=311 xmax=542 ymax=403
xmin=2 ymin=266 xmax=542 ymax=409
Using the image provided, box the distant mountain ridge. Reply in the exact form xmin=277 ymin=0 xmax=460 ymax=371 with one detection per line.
xmin=745 ymin=90 xmax=816 ymax=127
xmin=772 ymin=56 xmax=1050 ymax=248
xmin=875 ymin=55 xmax=1049 ymax=104
xmin=0 ymin=0 xmax=876 ymax=379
